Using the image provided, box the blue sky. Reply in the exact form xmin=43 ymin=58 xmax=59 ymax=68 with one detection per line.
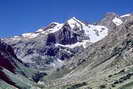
xmin=0 ymin=0 xmax=133 ymax=38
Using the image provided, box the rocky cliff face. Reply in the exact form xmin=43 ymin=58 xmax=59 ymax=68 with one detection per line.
xmin=0 ymin=40 xmax=18 ymax=88
xmin=3 ymin=17 xmax=109 ymax=69
xmin=43 ymin=13 xmax=133 ymax=89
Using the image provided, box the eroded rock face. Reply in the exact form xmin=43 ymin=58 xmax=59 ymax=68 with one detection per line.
xmin=53 ymin=13 xmax=133 ymax=88
xmin=0 ymin=40 xmax=42 ymax=89
xmin=1 ymin=13 xmax=133 ymax=89
xmin=3 ymin=17 xmax=109 ymax=70
xmin=36 ymin=13 xmax=133 ymax=89
xmin=0 ymin=40 xmax=19 ymax=73
xmin=0 ymin=40 xmax=21 ymax=88
xmin=3 ymin=13 xmax=133 ymax=71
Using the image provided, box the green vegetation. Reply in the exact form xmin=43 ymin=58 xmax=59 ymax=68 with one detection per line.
xmin=118 ymin=81 xmax=133 ymax=89
xmin=43 ymin=67 xmax=71 ymax=81
xmin=60 ymin=82 xmax=87 ymax=89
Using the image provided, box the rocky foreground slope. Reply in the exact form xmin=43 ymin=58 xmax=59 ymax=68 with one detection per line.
xmin=1 ymin=13 xmax=133 ymax=89
xmin=0 ymin=40 xmax=47 ymax=89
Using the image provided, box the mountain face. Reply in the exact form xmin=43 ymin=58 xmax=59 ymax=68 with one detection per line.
xmin=2 ymin=13 xmax=133 ymax=89
xmin=0 ymin=40 xmax=20 ymax=88
xmin=3 ymin=17 xmax=109 ymax=69
xmin=46 ymin=13 xmax=133 ymax=89
xmin=62 ymin=13 xmax=133 ymax=89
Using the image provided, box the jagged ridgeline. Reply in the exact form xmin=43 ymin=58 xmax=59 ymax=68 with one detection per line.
xmin=1 ymin=13 xmax=133 ymax=89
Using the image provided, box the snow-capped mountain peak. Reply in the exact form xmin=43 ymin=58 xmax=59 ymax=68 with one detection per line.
xmin=36 ymin=22 xmax=63 ymax=32
xmin=4 ymin=13 xmax=132 ymax=72
xmin=67 ymin=17 xmax=80 ymax=23
xmin=4 ymin=17 xmax=109 ymax=47
xmin=66 ymin=17 xmax=84 ymax=29
xmin=36 ymin=22 xmax=64 ymax=34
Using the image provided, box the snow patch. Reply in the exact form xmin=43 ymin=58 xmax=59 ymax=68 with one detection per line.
xmin=120 ymin=14 xmax=131 ymax=18
xmin=84 ymin=25 xmax=108 ymax=43
xmin=36 ymin=28 xmax=44 ymax=32
xmin=50 ymin=59 xmax=64 ymax=68
xmin=10 ymin=36 xmax=21 ymax=41
xmin=55 ymin=40 xmax=90 ymax=48
xmin=46 ymin=23 xmax=63 ymax=33
xmin=112 ymin=17 xmax=123 ymax=26
xmin=22 ymin=33 xmax=39 ymax=38
xmin=38 ymin=81 xmax=45 ymax=85
xmin=14 ymin=36 xmax=19 ymax=38
xmin=82 ymin=40 xmax=91 ymax=48
xmin=37 ymin=23 xmax=63 ymax=34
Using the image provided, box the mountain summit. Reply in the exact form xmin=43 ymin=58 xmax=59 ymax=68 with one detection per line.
xmin=3 ymin=15 xmax=110 ymax=69
xmin=1 ymin=12 xmax=133 ymax=89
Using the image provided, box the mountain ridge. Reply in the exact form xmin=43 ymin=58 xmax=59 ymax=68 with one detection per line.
xmin=1 ymin=12 xmax=133 ymax=89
